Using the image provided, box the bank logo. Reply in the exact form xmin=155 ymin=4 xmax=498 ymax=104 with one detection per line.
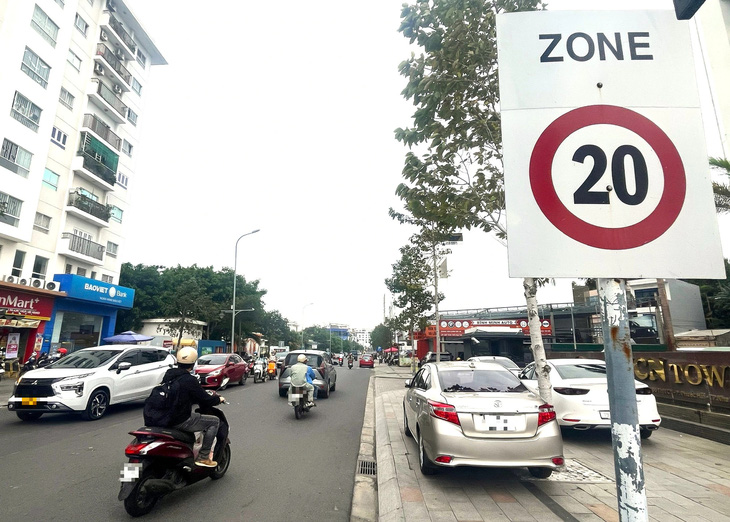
xmin=109 ymin=287 xmax=117 ymax=298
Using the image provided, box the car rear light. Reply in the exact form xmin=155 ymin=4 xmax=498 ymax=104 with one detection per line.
xmin=652 ymin=419 xmax=661 ymax=423
xmin=552 ymin=457 xmax=565 ymax=466
xmin=427 ymin=400 xmax=460 ymax=426
xmin=435 ymin=455 xmax=453 ymax=463
xmin=563 ymin=418 xmax=581 ymax=423
xmin=537 ymin=404 xmax=556 ymax=426
xmin=553 ymin=387 xmax=589 ymax=395
xmin=635 ymin=387 xmax=653 ymax=395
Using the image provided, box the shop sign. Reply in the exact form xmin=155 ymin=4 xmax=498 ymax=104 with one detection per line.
xmin=424 ymin=318 xmax=552 ymax=338
xmin=54 ymin=274 xmax=134 ymax=308
xmin=6 ymin=332 xmax=20 ymax=358
xmin=0 ymin=288 xmax=54 ymax=320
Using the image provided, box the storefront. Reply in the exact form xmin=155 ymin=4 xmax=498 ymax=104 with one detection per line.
xmin=43 ymin=274 xmax=135 ymax=353
xmin=0 ymin=281 xmax=65 ymax=364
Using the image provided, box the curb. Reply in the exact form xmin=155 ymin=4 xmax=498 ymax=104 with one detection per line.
xmin=350 ymin=375 xmax=378 ymax=522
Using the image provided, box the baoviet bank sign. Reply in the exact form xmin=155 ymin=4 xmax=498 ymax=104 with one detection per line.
xmin=425 ymin=319 xmax=552 ymax=338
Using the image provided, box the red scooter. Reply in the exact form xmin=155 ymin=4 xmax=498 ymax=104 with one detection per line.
xmin=119 ymin=402 xmax=231 ymax=517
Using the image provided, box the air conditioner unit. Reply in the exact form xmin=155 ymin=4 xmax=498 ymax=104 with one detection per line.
xmin=45 ymin=281 xmax=58 ymax=291
xmin=3 ymin=275 xmax=17 ymax=283
xmin=19 ymin=278 xmax=29 ymax=286
xmin=30 ymin=278 xmax=43 ymax=288
xmin=113 ymin=83 xmax=123 ymax=95
xmin=100 ymin=30 xmax=108 ymax=41
xmin=94 ymin=63 xmax=104 ymax=75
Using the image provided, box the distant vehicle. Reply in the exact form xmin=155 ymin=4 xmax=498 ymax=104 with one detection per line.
xmin=359 ymin=353 xmax=374 ymax=368
xmin=278 ymin=350 xmax=337 ymax=398
xmin=467 ymin=356 xmax=520 ymax=376
xmin=271 ymin=347 xmax=290 ymax=370
xmin=403 ymin=361 xmax=563 ymax=477
xmin=519 ymin=359 xmax=661 ymax=438
xmin=194 ymin=353 xmax=247 ymax=390
xmin=629 ymin=320 xmax=659 ymax=343
xmin=419 ymin=351 xmax=454 ymax=367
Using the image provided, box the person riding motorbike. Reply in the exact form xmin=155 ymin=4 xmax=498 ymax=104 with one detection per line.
xmin=347 ymin=353 xmax=353 ymax=369
xmin=163 ymin=347 xmax=225 ymax=468
xmin=290 ymin=354 xmax=316 ymax=408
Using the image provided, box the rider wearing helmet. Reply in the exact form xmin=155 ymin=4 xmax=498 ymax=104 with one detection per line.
xmin=290 ymin=353 xmax=316 ymax=408
xmin=163 ymin=347 xmax=225 ymax=468
xmin=57 ymin=348 xmax=67 ymax=357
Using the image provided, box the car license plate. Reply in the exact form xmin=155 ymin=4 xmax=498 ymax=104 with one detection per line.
xmin=120 ymin=462 xmax=142 ymax=482
xmin=21 ymin=397 xmax=39 ymax=406
xmin=600 ymin=411 xmax=611 ymax=420
xmin=473 ymin=414 xmax=524 ymax=432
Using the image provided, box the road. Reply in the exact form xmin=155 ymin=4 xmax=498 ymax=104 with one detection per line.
xmin=0 ymin=363 xmax=372 ymax=521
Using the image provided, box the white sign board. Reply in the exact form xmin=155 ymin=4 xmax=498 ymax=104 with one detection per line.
xmin=497 ymin=10 xmax=724 ymax=278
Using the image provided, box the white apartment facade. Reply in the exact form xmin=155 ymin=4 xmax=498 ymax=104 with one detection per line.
xmin=0 ymin=0 xmax=164 ymax=361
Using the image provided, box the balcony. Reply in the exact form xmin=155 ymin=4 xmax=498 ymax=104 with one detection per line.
xmin=89 ymin=79 xmax=127 ymax=124
xmin=60 ymin=232 xmax=105 ymax=263
xmin=106 ymin=15 xmax=136 ymax=57
xmin=66 ymin=191 xmax=110 ymax=226
xmin=95 ymin=43 xmax=132 ymax=88
xmin=74 ymin=131 xmax=118 ymax=190
xmin=82 ymin=114 xmax=121 ymax=151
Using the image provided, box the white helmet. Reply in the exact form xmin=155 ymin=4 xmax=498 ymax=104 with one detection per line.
xmin=297 ymin=354 xmax=307 ymax=363
xmin=176 ymin=347 xmax=198 ymax=364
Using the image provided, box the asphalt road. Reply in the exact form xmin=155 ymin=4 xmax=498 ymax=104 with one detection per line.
xmin=0 ymin=363 xmax=372 ymax=521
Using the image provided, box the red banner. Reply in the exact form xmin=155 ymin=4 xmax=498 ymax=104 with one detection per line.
xmin=0 ymin=288 xmax=54 ymax=321
xmin=423 ymin=318 xmax=552 ymax=338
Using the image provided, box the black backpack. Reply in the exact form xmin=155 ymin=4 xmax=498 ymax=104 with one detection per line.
xmin=143 ymin=376 xmax=181 ymax=427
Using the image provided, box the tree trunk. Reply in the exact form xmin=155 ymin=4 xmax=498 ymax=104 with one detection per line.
xmin=523 ymin=277 xmax=552 ymax=404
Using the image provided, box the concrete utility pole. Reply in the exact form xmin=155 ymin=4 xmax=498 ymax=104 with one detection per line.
xmin=598 ymin=278 xmax=648 ymax=522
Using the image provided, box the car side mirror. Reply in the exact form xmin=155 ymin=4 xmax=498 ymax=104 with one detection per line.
xmin=117 ymin=361 xmax=132 ymax=374
xmin=404 ymin=379 xmax=412 ymax=388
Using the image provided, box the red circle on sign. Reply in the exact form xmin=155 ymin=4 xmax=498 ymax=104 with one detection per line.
xmin=529 ymin=105 xmax=685 ymax=250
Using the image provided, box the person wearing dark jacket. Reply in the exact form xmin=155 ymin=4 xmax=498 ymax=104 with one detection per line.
xmin=165 ymin=347 xmax=225 ymax=468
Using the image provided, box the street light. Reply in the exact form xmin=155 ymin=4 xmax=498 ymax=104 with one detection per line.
xmin=231 ymin=229 xmax=260 ymax=353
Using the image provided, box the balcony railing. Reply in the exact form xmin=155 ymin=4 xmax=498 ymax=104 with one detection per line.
xmin=61 ymin=232 xmax=105 ymax=261
xmin=82 ymin=114 xmax=121 ymax=150
xmin=96 ymin=43 xmax=132 ymax=85
xmin=93 ymin=80 xmax=127 ymax=118
xmin=108 ymin=15 xmax=136 ymax=52
xmin=67 ymin=192 xmax=110 ymax=222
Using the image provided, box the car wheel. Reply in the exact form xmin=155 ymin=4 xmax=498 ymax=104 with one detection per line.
xmin=16 ymin=411 xmax=43 ymax=421
xmin=81 ymin=388 xmax=109 ymax=420
xmin=279 ymin=388 xmax=287 ymax=397
xmin=640 ymin=428 xmax=653 ymax=439
xmin=321 ymin=381 xmax=330 ymax=399
xmin=123 ymin=468 xmax=159 ymax=517
xmin=211 ymin=443 xmax=231 ymax=480
xmin=330 ymin=380 xmax=336 ymax=392
xmin=528 ymin=467 xmax=553 ymax=479
xmin=238 ymin=373 xmax=246 ymax=386
xmin=403 ymin=406 xmax=412 ymax=438
xmin=418 ymin=429 xmax=436 ymax=475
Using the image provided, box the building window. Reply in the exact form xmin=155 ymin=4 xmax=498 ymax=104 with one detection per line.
xmin=67 ymin=50 xmax=82 ymax=71
xmin=59 ymin=88 xmax=75 ymax=110
xmin=102 ymin=274 xmax=113 ymax=283
xmin=11 ymin=91 xmax=42 ymax=132
xmin=32 ymin=256 xmax=49 ymax=279
xmin=109 ymin=205 xmax=123 ymax=223
xmin=1 ymin=139 xmax=33 ymax=178
xmin=21 ymin=47 xmax=51 ymax=88
xmin=90 ymin=271 xmax=97 ymax=279
xmin=74 ymin=13 xmax=88 ymax=36
xmin=76 ymin=267 xmax=87 ymax=277
xmin=55 ymin=0 xmax=65 ymax=8
xmin=116 ymin=171 xmax=128 ymax=188
xmin=136 ymin=48 xmax=147 ymax=68
xmin=51 ymin=127 xmax=68 ymax=149
xmin=131 ymin=78 xmax=142 ymax=95
xmin=0 ymin=193 xmax=23 ymax=228
xmin=106 ymin=241 xmax=118 ymax=257
xmin=122 ymin=140 xmax=133 ymax=157
xmin=127 ymin=108 xmax=138 ymax=126
xmin=65 ymin=263 xmax=72 ymax=274
xmin=43 ymin=168 xmax=60 ymax=190
xmin=11 ymin=250 xmax=26 ymax=277
xmin=31 ymin=5 xmax=59 ymax=47
xmin=76 ymin=188 xmax=98 ymax=202
xmin=34 ymin=212 xmax=51 ymax=233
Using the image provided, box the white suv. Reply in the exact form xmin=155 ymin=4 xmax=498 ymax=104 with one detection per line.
xmin=8 ymin=345 xmax=175 ymax=421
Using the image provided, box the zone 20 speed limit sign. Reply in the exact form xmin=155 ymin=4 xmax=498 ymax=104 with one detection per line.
xmin=497 ymin=10 xmax=724 ymax=279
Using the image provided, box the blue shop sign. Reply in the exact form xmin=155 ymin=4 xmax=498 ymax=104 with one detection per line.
xmin=53 ymin=274 xmax=135 ymax=309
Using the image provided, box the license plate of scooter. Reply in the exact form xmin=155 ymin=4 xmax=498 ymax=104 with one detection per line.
xmin=120 ymin=462 xmax=142 ymax=482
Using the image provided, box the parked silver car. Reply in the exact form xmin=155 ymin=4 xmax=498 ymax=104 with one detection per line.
xmin=278 ymin=350 xmax=337 ymax=398
xmin=403 ymin=361 xmax=564 ymax=477
xmin=466 ymin=356 xmax=521 ymax=376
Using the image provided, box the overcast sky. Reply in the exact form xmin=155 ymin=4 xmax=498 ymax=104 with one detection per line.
xmin=121 ymin=0 xmax=728 ymax=332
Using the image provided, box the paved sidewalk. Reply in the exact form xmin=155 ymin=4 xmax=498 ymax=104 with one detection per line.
xmin=372 ymin=363 xmax=730 ymax=522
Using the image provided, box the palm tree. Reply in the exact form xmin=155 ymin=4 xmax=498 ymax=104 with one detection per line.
xmin=710 ymin=157 xmax=730 ymax=213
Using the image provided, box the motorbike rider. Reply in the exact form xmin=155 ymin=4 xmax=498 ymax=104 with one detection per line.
xmin=347 ymin=353 xmax=354 ymax=366
xmin=290 ymin=354 xmax=316 ymax=408
xmin=164 ymin=347 xmax=225 ymax=468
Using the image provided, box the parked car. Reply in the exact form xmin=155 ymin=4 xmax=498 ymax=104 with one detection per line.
xmin=194 ymin=353 xmax=248 ymax=390
xmin=403 ymin=361 xmax=564 ymax=477
xmin=278 ymin=350 xmax=337 ymax=398
xmin=467 ymin=356 xmax=521 ymax=376
xmin=419 ymin=351 xmax=454 ymax=367
xmin=359 ymin=353 xmax=374 ymax=368
xmin=7 ymin=345 xmax=176 ymax=421
xmin=519 ymin=359 xmax=661 ymax=438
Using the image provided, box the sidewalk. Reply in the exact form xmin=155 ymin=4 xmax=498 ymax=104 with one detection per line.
xmin=371 ymin=363 xmax=730 ymax=522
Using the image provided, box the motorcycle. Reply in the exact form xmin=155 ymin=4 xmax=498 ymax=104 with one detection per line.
xmin=19 ymin=352 xmax=47 ymax=377
xmin=252 ymin=359 xmax=266 ymax=383
xmin=267 ymin=360 xmax=277 ymax=380
xmin=119 ymin=400 xmax=230 ymax=517
xmin=289 ymin=385 xmax=310 ymax=419
xmin=348 ymin=359 xmax=353 ymax=369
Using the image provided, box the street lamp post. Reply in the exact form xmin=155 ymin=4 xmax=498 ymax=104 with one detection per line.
xmin=231 ymin=229 xmax=260 ymax=353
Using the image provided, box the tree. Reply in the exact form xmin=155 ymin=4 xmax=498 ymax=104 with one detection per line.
xmin=371 ymin=323 xmax=394 ymax=352
xmin=394 ymin=0 xmax=553 ymax=402
xmin=711 ymin=157 xmax=730 ymax=213
xmin=385 ymin=242 xmax=434 ymax=337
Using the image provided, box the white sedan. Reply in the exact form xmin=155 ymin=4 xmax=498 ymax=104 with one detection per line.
xmin=519 ymin=358 xmax=661 ymax=438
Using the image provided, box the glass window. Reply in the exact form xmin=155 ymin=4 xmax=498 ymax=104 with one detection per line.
xmin=76 ymin=267 xmax=87 ymax=277
xmin=31 ymin=5 xmax=59 ymax=47
xmin=51 ymin=127 xmax=68 ymax=149
xmin=11 ymin=250 xmax=26 ymax=276
xmin=67 ymin=50 xmax=81 ymax=71
xmin=43 ymin=168 xmax=59 ymax=190
xmin=136 ymin=48 xmax=147 ymax=68
xmin=32 ymin=255 xmax=48 ymax=279
xmin=74 ymin=13 xmax=88 ymax=36
xmin=139 ymin=349 xmax=159 ymax=365
xmin=109 ymin=205 xmax=123 ymax=223
xmin=55 ymin=0 xmax=65 ymax=7
xmin=34 ymin=212 xmax=51 ymax=233
xmin=101 ymin=274 xmax=113 ymax=283
xmin=126 ymin=108 xmax=138 ymax=126
xmin=11 ymin=91 xmax=42 ymax=132
xmin=131 ymin=78 xmax=142 ymax=95
xmin=116 ymin=171 xmax=128 ymax=188
xmin=54 ymin=350 xmax=122 ymax=369
xmin=554 ymin=363 xmax=607 ymax=380
xmin=198 ymin=355 xmax=229 ymax=366
xmin=59 ymin=88 xmax=75 ymax=109
xmin=1 ymin=139 xmax=33 ymax=178
xmin=122 ymin=140 xmax=133 ymax=157
xmin=0 ymin=193 xmax=23 ymax=227
xmin=21 ymin=47 xmax=51 ymax=88
xmin=438 ymin=369 xmax=526 ymax=393
xmin=116 ymin=350 xmax=140 ymax=367
xmin=106 ymin=241 xmax=118 ymax=257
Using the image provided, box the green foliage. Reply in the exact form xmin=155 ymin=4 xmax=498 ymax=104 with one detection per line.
xmin=298 ymin=325 xmax=366 ymax=354
xmin=683 ymin=259 xmax=730 ymax=328
xmin=710 ymin=157 xmax=730 ymax=213
xmin=371 ymin=323 xmax=394 ymax=351
xmin=385 ymin=242 xmax=437 ymax=334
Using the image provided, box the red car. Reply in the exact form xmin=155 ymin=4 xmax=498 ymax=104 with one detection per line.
xmin=194 ymin=353 xmax=248 ymax=390
xmin=359 ymin=354 xmax=374 ymax=368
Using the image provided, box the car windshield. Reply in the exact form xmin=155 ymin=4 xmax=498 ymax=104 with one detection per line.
xmin=472 ymin=357 xmax=519 ymax=370
xmin=555 ymin=363 xmax=607 ymax=379
xmin=284 ymin=353 xmax=322 ymax=367
xmin=52 ymin=350 xmax=122 ymax=369
xmin=439 ymin=369 xmax=527 ymax=392
xmin=363 ymin=355 xmax=372 ymax=360
xmin=198 ymin=355 xmax=228 ymax=366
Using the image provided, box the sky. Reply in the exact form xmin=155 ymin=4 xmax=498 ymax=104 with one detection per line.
xmin=120 ymin=0 xmax=728 ymax=332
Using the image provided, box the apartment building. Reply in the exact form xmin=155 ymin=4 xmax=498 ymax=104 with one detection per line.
xmin=0 ymin=0 xmax=165 ymax=362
